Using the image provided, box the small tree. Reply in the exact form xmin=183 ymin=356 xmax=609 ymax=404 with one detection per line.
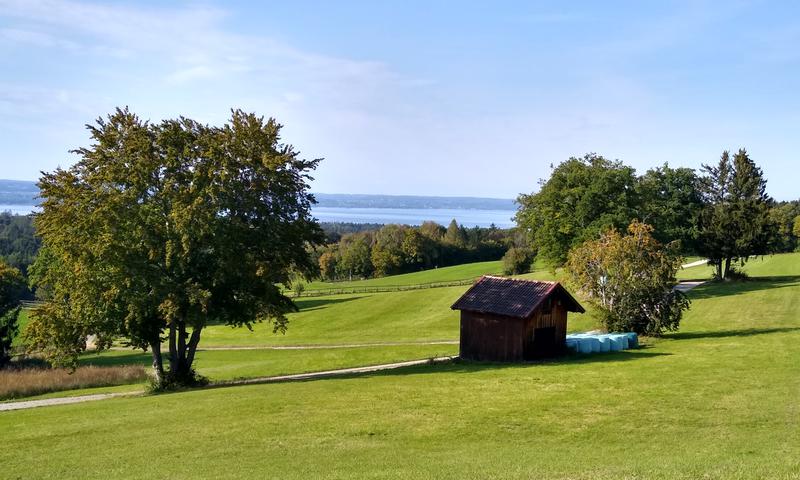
xmin=0 ymin=260 xmax=24 ymax=366
xmin=502 ymin=247 xmax=535 ymax=275
xmin=567 ymin=222 xmax=690 ymax=335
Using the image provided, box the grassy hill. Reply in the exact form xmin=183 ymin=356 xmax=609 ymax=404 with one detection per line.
xmin=2 ymin=254 xmax=799 ymax=478
xmin=302 ymin=260 xmax=504 ymax=290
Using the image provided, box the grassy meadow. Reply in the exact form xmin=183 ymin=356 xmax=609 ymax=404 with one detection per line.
xmin=2 ymin=253 xmax=799 ymax=478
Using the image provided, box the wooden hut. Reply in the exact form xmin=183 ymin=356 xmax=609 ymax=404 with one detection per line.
xmin=451 ymin=276 xmax=585 ymax=361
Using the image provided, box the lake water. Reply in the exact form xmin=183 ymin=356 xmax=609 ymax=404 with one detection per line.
xmin=0 ymin=205 xmax=517 ymax=228
xmin=312 ymin=207 xmax=515 ymax=227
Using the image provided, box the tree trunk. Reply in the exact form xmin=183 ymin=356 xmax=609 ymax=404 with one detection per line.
xmin=168 ymin=322 xmax=177 ymax=374
xmin=150 ymin=340 xmax=165 ymax=386
xmin=185 ymin=326 xmax=203 ymax=369
xmin=723 ymin=257 xmax=732 ymax=280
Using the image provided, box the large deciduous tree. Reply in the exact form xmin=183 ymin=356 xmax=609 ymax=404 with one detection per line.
xmin=635 ymin=163 xmax=703 ymax=251
xmin=28 ymin=108 xmax=324 ymax=387
xmin=697 ymin=149 xmax=775 ymax=280
xmin=516 ymin=154 xmax=638 ymax=267
xmin=567 ymin=222 xmax=689 ymax=336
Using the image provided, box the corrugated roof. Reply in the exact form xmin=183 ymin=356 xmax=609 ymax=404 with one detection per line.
xmin=451 ymin=276 xmax=585 ymax=318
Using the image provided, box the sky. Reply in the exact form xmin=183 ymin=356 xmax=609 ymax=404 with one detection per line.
xmin=0 ymin=0 xmax=799 ymax=200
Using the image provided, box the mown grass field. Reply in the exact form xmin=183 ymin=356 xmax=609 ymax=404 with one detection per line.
xmin=2 ymin=253 xmax=799 ymax=478
xmin=302 ymin=259 xmax=504 ymax=290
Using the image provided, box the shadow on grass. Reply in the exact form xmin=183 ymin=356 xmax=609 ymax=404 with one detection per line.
xmin=295 ymin=296 xmax=365 ymax=312
xmin=78 ymin=352 xmax=151 ymax=367
xmin=211 ymin=349 xmax=671 ymax=388
xmin=664 ymin=326 xmax=800 ymax=340
xmin=687 ymin=275 xmax=800 ymax=299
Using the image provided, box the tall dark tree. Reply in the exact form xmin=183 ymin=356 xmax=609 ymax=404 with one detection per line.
xmin=0 ymin=260 xmax=24 ymax=366
xmin=27 ymin=109 xmax=324 ymax=386
xmin=516 ymin=154 xmax=638 ymax=266
xmin=697 ymin=149 xmax=775 ymax=279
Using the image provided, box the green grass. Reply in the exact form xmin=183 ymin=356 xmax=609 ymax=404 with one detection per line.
xmin=78 ymin=344 xmax=458 ymax=382
xmin=2 ymin=267 xmax=799 ymax=478
xmin=303 ymin=260 xmax=504 ymax=290
xmin=4 ymin=253 xmax=799 ymax=479
xmin=676 ymin=253 xmax=798 ymax=280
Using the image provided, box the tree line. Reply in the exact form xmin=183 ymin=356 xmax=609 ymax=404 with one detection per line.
xmin=314 ymin=220 xmax=521 ymax=281
xmin=517 ymin=151 xmax=797 ymax=280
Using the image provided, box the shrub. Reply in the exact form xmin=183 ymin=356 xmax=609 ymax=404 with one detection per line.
xmin=567 ymin=221 xmax=690 ymax=336
xmin=502 ymin=247 xmax=535 ymax=275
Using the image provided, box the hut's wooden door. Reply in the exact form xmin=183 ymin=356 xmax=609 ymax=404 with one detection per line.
xmin=526 ymin=326 xmax=557 ymax=359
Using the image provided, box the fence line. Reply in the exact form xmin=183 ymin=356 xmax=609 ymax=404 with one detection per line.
xmin=292 ymin=278 xmax=479 ymax=298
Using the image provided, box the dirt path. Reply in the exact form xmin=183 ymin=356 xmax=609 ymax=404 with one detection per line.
xmin=674 ymin=281 xmax=706 ymax=293
xmin=0 ymin=391 xmax=140 ymax=412
xmin=681 ymin=259 xmax=708 ymax=269
xmin=0 ymin=356 xmax=456 ymax=412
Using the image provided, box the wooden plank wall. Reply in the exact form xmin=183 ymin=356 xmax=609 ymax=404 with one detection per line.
xmin=459 ymin=311 xmax=525 ymax=361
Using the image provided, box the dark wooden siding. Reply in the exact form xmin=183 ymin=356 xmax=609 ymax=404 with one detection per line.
xmin=459 ymin=311 xmax=525 ymax=361
xmin=459 ymin=292 xmax=572 ymax=362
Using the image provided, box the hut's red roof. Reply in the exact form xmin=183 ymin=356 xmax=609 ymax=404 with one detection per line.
xmin=450 ymin=276 xmax=585 ymax=318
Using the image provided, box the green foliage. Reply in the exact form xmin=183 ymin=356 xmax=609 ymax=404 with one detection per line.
xmin=501 ymin=247 xmax=535 ymax=275
xmin=444 ymin=219 xmax=467 ymax=247
xmin=516 ymin=154 xmax=639 ymax=266
xmin=769 ymin=201 xmax=800 ymax=252
xmin=0 ymin=260 xmax=24 ymax=366
xmin=0 ymin=212 xmax=40 ymax=275
xmin=567 ymin=222 xmax=689 ymax=335
xmin=794 ymin=215 xmax=800 ymax=247
xmin=317 ymin=221 xmax=511 ymax=282
xmin=697 ymin=149 xmax=775 ymax=280
xmin=635 ymin=163 xmax=702 ymax=251
xmin=27 ymin=108 xmax=323 ymax=385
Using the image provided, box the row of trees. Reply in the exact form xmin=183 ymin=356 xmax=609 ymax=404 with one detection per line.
xmin=517 ymin=151 xmax=793 ymax=279
xmin=316 ymin=220 xmax=518 ymax=281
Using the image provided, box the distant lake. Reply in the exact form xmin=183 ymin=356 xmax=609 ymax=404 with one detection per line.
xmin=312 ymin=207 xmax=516 ymax=228
xmin=0 ymin=204 xmax=518 ymax=228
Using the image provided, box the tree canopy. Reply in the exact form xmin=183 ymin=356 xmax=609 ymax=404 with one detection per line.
xmin=696 ymin=149 xmax=775 ymax=279
xmin=516 ymin=154 xmax=638 ymax=266
xmin=27 ymin=108 xmax=324 ymax=386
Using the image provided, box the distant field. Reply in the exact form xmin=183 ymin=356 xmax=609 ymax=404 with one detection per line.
xmin=302 ymin=260 xmax=504 ymax=290
xmin=676 ymin=254 xmax=795 ymax=280
xmin=3 ymin=253 xmax=799 ymax=478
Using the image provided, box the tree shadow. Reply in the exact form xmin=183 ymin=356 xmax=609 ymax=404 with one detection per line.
xmin=295 ymin=296 xmax=365 ymax=312
xmin=78 ymin=351 xmax=151 ymax=367
xmin=664 ymin=326 xmax=800 ymax=341
xmin=687 ymin=275 xmax=800 ymax=299
xmin=229 ymin=349 xmax=672 ymax=387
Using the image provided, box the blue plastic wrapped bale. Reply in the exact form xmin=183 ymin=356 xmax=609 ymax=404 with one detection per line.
xmin=614 ymin=334 xmax=630 ymax=350
xmin=607 ymin=335 xmax=624 ymax=351
xmin=577 ymin=338 xmax=594 ymax=354
xmin=588 ymin=337 xmax=602 ymax=353
xmin=625 ymin=332 xmax=639 ymax=348
xmin=597 ymin=335 xmax=611 ymax=353
xmin=565 ymin=338 xmax=579 ymax=353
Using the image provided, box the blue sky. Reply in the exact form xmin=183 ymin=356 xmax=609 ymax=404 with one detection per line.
xmin=1 ymin=0 xmax=798 ymax=200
